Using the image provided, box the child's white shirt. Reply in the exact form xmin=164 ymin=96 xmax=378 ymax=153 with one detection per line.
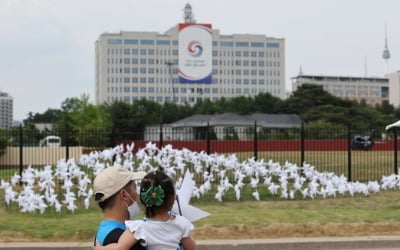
xmin=125 ymin=215 xmax=193 ymax=250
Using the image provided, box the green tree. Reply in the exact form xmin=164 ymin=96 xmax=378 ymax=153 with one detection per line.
xmin=23 ymin=108 xmax=62 ymax=124
xmin=58 ymin=94 xmax=111 ymax=146
xmin=253 ymin=92 xmax=284 ymax=113
xmin=0 ymin=129 xmax=7 ymax=156
xmin=284 ymin=84 xmax=351 ymax=114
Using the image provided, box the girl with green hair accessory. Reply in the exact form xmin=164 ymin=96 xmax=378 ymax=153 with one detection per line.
xmin=94 ymin=171 xmax=196 ymax=250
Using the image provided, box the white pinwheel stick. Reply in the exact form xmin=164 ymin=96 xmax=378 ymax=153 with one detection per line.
xmin=172 ymin=170 xmax=210 ymax=222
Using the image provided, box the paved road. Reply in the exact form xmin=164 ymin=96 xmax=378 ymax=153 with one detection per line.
xmin=1 ymin=236 xmax=400 ymax=250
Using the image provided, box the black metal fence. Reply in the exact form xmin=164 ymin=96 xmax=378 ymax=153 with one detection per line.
xmin=0 ymin=124 xmax=398 ymax=182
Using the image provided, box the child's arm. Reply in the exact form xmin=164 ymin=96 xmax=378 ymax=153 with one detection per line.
xmin=181 ymin=233 xmax=196 ymax=250
xmin=93 ymin=230 xmax=137 ymax=250
xmin=118 ymin=229 xmax=138 ymax=249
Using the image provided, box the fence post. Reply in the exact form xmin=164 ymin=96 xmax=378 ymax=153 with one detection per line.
xmin=300 ymin=122 xmax=305 ymax=168
xmin=19 ymin=125 xmax=23 ymax=184
xmin=206 ymin=122 xmax=211 ymax=173
xmin=159 ymin=122 xmax=163 ymax=148
xmin=206 ymin=122 xmax=210 ymax=155
xmin=347 ymin=125 xmax=352 ymax=182
xmin=253 ymin=121 xmax=258 ymax=161
xmin=65 ymin=125 xmax=69 ymax=161
xmin=394 ymin=128 xmax=398 ymax=175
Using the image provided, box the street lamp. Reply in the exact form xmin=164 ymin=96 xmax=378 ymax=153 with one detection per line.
xmin=165 ymin=60 xmax=176 ymax=103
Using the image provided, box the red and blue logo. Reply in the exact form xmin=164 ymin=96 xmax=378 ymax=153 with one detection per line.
xmin=187 ymin=40 xmax=203 ymax=57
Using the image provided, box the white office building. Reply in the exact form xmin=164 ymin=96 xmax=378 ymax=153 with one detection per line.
xmin=0 ymin=91 xmax=13 ymax=129
xmin=389 ymin=70 xmax=400 ymax=107
xmin=291 ymin=74 xmax=388 ymax=105
xmin=95 ymin=4 xmax=285 ymax=106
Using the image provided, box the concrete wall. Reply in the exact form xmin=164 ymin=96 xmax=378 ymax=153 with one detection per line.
xmin=0 ymin=147 xmax=83 ymax=166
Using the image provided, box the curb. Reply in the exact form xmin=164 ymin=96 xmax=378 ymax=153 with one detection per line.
xmin=0 ymin=236 xmax=400 ymax=250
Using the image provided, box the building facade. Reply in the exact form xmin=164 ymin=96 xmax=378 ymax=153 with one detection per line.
xmin=291 ymin=74 xmax=389 ymax=105
xmin=389 ymin=70 xmax=400 ymax=107
xmin=95 ymin=5 xmax=285 ymax=105
xmin=0 ymin=91 xmax=13 ymax=129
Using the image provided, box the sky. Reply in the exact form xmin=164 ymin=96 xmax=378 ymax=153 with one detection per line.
xmin=1 ymin=0 xmax=400 ymax=121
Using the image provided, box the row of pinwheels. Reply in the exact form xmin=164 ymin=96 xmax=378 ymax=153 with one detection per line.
xmin=1 ymin=142 xmax=400 ymax=213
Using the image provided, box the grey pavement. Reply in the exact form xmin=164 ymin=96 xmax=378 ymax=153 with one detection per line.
xmin=1 ymin=236 xmax=400 ymax=250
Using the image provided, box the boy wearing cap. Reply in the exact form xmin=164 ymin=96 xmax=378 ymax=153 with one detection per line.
xmin=93 ymin=167 xmax=146 ymax=250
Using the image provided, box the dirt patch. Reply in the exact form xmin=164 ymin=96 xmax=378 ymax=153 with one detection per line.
xmin=2 ymin=222 xmax=400 ymax=242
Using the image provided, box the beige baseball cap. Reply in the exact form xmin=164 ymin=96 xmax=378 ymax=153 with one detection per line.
xmin=93 ymin=167 xmax=147 ymax=202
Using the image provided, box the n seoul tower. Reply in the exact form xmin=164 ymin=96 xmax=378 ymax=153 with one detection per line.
xmin=382 ymin=24 xmax=391 ymax=76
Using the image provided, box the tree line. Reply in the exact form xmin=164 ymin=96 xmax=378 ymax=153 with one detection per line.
xmin=23 ymin=84 xmax=400 ymax=132
xmin=0 ymin=83 xmax=398 ymax=153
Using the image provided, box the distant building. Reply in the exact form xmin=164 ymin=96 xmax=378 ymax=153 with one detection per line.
xmin=291 ymin=74 xmax=388 ymax=105
xmin=95 ymin=3 xmax=285 ymax=106
xmin=34 ymin=123 xmax=55 ymax=133
xmin=145 ymin=113 xmax=302 ymax=141
xmin=389 ymin=70 xmax=400 ymax=107
xmin=0 ymin=91 xmax=13 ymax=129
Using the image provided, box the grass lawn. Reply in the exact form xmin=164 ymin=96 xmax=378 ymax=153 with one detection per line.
xmin=1 ymin=189 xmax=400 ymax=242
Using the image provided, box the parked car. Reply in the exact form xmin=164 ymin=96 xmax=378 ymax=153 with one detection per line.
xmin=39 ymin=136 xmax=61 ymax=147
xmin=351 ymin=135 xmax=374 ymax=150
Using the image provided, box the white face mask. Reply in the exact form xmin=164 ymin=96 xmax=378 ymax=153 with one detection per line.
xmin=127 ymin=202 xmax=140 ymax=219
xmin=124 ymin=191 xmax=140 ymax=219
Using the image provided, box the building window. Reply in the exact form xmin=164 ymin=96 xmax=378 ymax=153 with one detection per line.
xmin=124 ymin=49 xmax=130 ymax=55
xmin=220 ymin=41 xmax=233 ymax=47
xmin=124 ymin=58 xmax=130 ymax=64
xmin=132 ymin=49 xmax=138 ymax=55
xmin=251 ymin=42 xmax=264 ymax=47
xmin=108 ymin=39 xmax=122 ymax=45
xmin=266 ymin=42 xmax=279 ymax=48
xmin=156 ymin=40 xmax=170 ymax=45
xmin=124 ymin=39 xmax=138 ymax=45
xmin=235 ymin=42 xmax=249 ymax=47
xmin=140 ymin=39 xmax=155 ymax=45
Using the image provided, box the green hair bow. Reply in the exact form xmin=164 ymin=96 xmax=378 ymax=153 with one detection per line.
xmin=141 ymin=185 xmax=165 ymax=207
